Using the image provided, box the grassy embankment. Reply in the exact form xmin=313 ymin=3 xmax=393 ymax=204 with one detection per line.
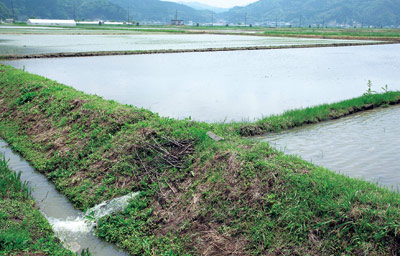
xmin=1 ymin=64 xmax=400 ymax=255
xmin=0 ymin=154 xmax=75 ymax=256
xmin=238 ymin=88 xmax=400 ymax=136
xmin=263 ymin=27 xmax=400 ymax=41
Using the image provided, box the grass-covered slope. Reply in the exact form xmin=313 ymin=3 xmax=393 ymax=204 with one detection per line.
xmin=1 ymin=64 xmax=400 ymax=255
xmin=238 ymin=90 xmax=400 ymax=136
xmin=0 ymin=154 xmax=74 ymax=256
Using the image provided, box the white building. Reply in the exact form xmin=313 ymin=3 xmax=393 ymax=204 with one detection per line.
xmin=27 ymin=19 xmax=77 ymax=26
xmin=104 ymin=21 xmax=124 ymax=25
xmin=77 ymin=21 xmax=101 ymax=25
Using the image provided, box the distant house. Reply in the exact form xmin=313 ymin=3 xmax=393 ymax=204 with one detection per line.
xmin=27 ymin=19 xmax=76 ymax=26
xmin=171 ymin=19 xmax=184 ymax=26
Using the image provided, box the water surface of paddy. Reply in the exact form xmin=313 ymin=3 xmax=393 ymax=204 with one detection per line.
xmin=0 ymin=33 xmax=375 ymax=55
xmin=3 ymin=44 xmax=400 ymax=122
xmin=260 ymin=105 xmax=400 ymax=190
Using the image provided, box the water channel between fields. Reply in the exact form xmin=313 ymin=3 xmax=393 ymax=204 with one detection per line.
xmin=3 ymin=44 xmax=400 ymax=122
xmin=260 ymin=105 xmax=400 ymax=191
xmin=0 ymin=140 xmax=132 ymax=256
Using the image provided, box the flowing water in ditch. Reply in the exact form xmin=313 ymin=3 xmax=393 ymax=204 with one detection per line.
xmin=260 ymin=105 xmax=400 ymax=191
xmin=0 ymin=139 xmax=134 ymax=255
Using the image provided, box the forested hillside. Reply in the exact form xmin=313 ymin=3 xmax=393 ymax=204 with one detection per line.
xmin=0 ymin=2 xmax=11 ymax=20
xmin=2 ymin=0 xmax=399 ymax=26
xmin=0 ymin=0 xmax=212 ymax=23
xmin=109 ymin=0 xmax=213 ymax=22
xmin=0 ymin=0 xmax=129 ymax=21
xmin=221 ymin=0 xmax=400 ymax=26
xmin=177 ymin=1 xmax=229 ymax=13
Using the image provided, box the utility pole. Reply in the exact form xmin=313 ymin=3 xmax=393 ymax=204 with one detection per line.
xmin=275 ymin=16 xmax=278 ymax=27
xmin=299 ymin=15 xmax=302 ymax=27
xmin=10 ymin=0 xmax=15 ymax=23
xmin=127 ymin=2 xmax=130 ymax=23
xmin=73 ymin=0 xmax=76 ymax=21
xmin=175 ymin=9 xmax=178 ymax=20
xmin=211 ymin=13 xmax=213 ymax=26
xmin=244 ymin=12 xmax=247 ymax=26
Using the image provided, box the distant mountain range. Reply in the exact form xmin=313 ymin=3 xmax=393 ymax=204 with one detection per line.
xmin=0 ymin=0 xmax=127 ymax=21
xmin=0 ymin=0 xmax=213 ymax=23
xmin=109 ymin=0 xmax=213 ymax=23
xmin=177 ymin=2 xmax=229 ymax=13
xmin=1 ymin=0 xmax=399 ymax=27
xmin=221 ymin=0 xmax=400 ymax=26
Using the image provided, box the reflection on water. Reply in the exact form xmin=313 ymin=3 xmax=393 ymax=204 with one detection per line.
xmin=3 ymin=44 xmax=400 ymax=122
xmin=0 ymin=140 xmax=129 ymax=256
xmin=260 ymin=105 xmax=400 ymax=190
xmin=0 ymin=33 xmax=375 ymax=55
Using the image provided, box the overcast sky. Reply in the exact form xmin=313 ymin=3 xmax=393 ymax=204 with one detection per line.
xmin=165 ymin=0 xmax=259 ymax=8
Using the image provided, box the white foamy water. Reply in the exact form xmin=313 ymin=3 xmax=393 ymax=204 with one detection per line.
xmin=44 ymin=192 xmax=139 ymax=253
xmin=87 ymin=192 xmax=139 ymax=220
xmin=47 ymin=192 xmax=140 ymax=238
xmin=49 ymin=217 xmax=93 ymax=234
xmin=0 ymin=139 xmax=135 ymax=255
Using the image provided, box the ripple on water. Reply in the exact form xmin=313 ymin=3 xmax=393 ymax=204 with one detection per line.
xmin=261 ymin=105 xmax=400 ymax=190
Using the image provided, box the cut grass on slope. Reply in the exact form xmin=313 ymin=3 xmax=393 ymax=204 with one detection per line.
xmin=1 ymin=64 xmax=400 ymax=255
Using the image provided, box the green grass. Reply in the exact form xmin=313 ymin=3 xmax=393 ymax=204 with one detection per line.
xmin=237 ymin=91 xmax=400 ymax=136
xmin=0 ymin=154 xmax=75 ymax=256
xmin=263 ymin=27 xmax=400 ymax=39
xmin=1 ymin=64 xmax=400 ymax=255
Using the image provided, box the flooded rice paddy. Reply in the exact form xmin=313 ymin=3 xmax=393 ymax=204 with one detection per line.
xmin=0 ymin=33 xmax=376 ymax=55
xmin=1 ymin=28 xmax=400 ymax=256
xmin=261 ymin=105 xmax=400 ymax=190
xmin=3 ymin=44 xmax=400 ymax=122
xmin=0 ymin=140 xmax=131 ymax=256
